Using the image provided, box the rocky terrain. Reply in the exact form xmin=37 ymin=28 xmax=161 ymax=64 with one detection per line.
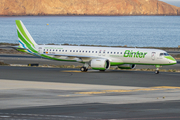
xmin=0 ymin=0 xmax=180 ymax=16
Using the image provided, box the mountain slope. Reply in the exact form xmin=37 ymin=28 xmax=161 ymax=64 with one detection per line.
xmin=0 ymin=0 xmax=179 ymax=16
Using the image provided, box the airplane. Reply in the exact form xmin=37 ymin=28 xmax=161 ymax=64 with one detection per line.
xmin=14 ymin=20 xmax=177 ymax=74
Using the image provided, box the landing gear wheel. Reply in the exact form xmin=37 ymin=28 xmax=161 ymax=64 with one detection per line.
xmin=155 ymin=70 xmax=159 ymax=74
xmin=155 ymin=65 xmax=160 ymax=74
xmin=80 ymin=67 xmax=88 ymax=72
xmin=80 ymin=67 xmax=85 ymax=72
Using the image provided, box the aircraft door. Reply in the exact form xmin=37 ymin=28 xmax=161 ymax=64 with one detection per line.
xmin=38 ymin=47 xmax=43 ymax=54
xmin=98 ymin=50 xmax=106 ymax=56
xmin=151 ymin=52 xmax=156 ymax=60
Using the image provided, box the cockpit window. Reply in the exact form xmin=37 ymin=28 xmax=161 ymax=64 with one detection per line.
xmin=164 ymin=53 xmax=170 ymax=56
xmin=160 ymin=53 xmax=170 ymax=56
xmin=160 ymin=53 xmax=163 ymax=56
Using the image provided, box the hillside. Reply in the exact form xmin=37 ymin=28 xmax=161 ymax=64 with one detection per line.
xmin=0 ymin=0 xmax=180 ymax=16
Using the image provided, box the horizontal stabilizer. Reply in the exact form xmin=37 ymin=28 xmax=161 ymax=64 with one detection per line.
xmin=11 ymin=46 xmax=28 ymax=50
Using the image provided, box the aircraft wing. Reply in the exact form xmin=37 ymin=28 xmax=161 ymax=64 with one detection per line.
xmin=46 ymin=53 xmax=98 ymax=59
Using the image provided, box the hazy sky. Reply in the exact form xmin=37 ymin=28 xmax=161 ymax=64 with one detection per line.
xmin=161 ymin=0 xmax=180 ymax=1
xmin=160 ymin=0 xmax=180 ymax=7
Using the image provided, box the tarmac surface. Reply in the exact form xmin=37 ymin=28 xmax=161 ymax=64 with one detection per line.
xmin=0 ymin=54 xmax=180 ymax=120
xmin=0 ymin=65 xmax=180 ymax=120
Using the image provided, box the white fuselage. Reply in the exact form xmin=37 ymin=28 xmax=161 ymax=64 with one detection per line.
xmin=35 ymin=45 xmax=176 ymax=66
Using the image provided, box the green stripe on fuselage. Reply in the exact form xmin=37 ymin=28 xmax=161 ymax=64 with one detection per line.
xmin=165 ymin=56 xmax=176 ymax=61
xmin=110 ymin=62 xmax=124 ymax=66
xmin=40 ymin=54 xmax=76 ymax=62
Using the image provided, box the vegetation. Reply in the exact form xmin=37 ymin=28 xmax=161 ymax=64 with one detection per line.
xmin=0 ymin=61 xmax=9 ymax=66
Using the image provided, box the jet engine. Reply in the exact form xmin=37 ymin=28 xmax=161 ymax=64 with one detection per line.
xmin=118 ymin=64 xmax=136 ymax=69
xmin=90 ymin=59 xmax=110 ymax=71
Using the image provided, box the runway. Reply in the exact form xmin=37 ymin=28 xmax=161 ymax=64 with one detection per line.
xmin=0 ymin=66 xmax=180 ymax=120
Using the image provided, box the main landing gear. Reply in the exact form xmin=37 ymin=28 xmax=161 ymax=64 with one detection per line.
xmin=155 ymin=65 xmax=160 ymax=74
xmin=80 ymin=67 xmax=88 ymax=72
xmin=80 ymin=63 xmax=89 ymax=72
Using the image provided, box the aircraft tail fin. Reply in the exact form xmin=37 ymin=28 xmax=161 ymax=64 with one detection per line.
xmin=15 ymin=20 xmax=38 ymax=54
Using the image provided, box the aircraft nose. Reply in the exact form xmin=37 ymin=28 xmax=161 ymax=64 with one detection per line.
xmin=165 ymin=56 xmax=177 ymax=64
xmin=174 ymin=60 xmax=177 ymax=64
xmin=170 ymin=58 xmax=177 ymax=64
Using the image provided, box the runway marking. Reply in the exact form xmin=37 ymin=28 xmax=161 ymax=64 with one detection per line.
xmin=58 ymin=94 xmax=87 ymax=97
xmin=0 ymin=113 xmax=84 ymax=119
xmin=152 ymin=86 xmax=180 ymax=89
xmin=75 ymin=86 xmax=180 ymax=95
xmin=122 ymin=116 xmax=180 ymax=120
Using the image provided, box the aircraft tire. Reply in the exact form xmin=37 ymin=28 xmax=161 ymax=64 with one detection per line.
xmin=80 ymin=67 xmax=85 ymax=72
xmin=155 ymin=70 xmax=159 ymax=74
xmin=80 ymin=67 xmax=87 ymax=72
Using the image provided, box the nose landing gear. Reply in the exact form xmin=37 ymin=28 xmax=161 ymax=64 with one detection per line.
xmin=155 ymin=65 xmax=160 ymax=74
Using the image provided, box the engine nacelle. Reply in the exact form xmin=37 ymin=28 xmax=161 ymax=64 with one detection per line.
xmin=118 ymin=64 xmax=136 ymax=69
xmin=90 ymin=59 xmax=110 ymax=71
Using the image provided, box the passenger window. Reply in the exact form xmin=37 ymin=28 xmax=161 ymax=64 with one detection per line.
xmin=73 ymin=50 xmax=75 ymax=52
xmin=96 ymin=51 xmax=97 ymax=53
xmin=70 ymin=50 xmax=72 ymax=52
xmin=89 ymin=51 xmax=91 ymax=53
xmin=117 ymin=52 xmax=119 ymax=54
xmin=111 ymin=52 xmax=112 ymax=54
xmin=114 ymin=52 xmax=116 ymax=54
xmin=62 ymin=50 xmax=64 ymax=52
xmin=47 ymin=49 xmax=48 ymax=51
xmin=65 ymin=50 xmax=67 ymax=52
xmin=92 ymin=51 xmax=94 ymax=53
xmin=79 ymin=51 xmax=81 ymax=52
xmin=107 ymin=52 xmax=109 ymax=54
xmin=76 ymin=50 xmax=78 ymax=52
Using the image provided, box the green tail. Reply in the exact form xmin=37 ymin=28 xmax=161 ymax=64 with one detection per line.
xmin=15 ymin=20 xmax=38 ymax=54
